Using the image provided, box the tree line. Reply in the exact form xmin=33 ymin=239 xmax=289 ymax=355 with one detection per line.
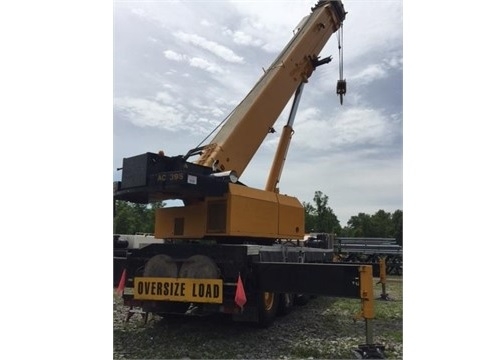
xmin=114 ymin=191 xmax=402 ymax=246
xmin=303 ymin=191 xmax=402 ymax=245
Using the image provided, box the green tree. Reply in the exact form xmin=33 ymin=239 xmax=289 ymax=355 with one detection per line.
xmin=346 ymin=212 xmax=372 ymax=237
xmin=303 ymin=191 xmax=341 ymax=234
xmin=391 ymin=209 xmax=403 ymax=246
xmin=370 ymin=209 xmax=393 ymax=237
xmin=338 ymin=226 xmax=352 ymax=237
xmin=113 ymin=200 xmax=164 ymax=234
xmin=303 ymin=201 xmax=317 ymax=233
xmin=114 ymin=200 xmax=137 ymax=234
xmin=344 ymin=209 xmax=402 ymax=244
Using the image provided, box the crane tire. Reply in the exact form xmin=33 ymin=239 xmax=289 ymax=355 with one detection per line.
xmin=277 ymin=293 xmax=294 ymax=316
xmin=293 ymin=293 xmax=310 ymax=306
xmin=257 ymin=291 xmax=279 ymax=328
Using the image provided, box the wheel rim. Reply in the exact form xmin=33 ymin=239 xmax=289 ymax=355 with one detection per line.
xmin=263 ymin=292 xmax=274 ymax=311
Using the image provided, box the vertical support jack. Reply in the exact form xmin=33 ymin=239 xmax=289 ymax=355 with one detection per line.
xmin=354 ymin=265 xmax=386 ymax=359
xmin=376 ymin=257 xmax=390 ymax=301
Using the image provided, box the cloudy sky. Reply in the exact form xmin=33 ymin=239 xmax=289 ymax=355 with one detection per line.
xmin=113 ymin=0 xmax=403 ymax=227
xmin=5 ymin=2 xmax=504 ymax=357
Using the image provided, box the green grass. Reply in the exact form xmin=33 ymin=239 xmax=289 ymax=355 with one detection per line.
xmin=292 ymin=278 xmax=403 ymax=359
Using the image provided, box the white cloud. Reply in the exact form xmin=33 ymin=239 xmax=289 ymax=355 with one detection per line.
xmin=342 ymin=2 xmax=403 ymax=63
xmin=350 ymin=52 xmax=403 ymax=85
xmin=190 ymin=99 xmax=226 ymax=119
xmin=229 ymin=1 xmax=314 ymax=53
xmin=174 ymin=31 xmax=244 ymax=63
xmin=189 ymin=57 xmax=225 ymax=74
xmin=223 ymin=28 xmax=263 ymax=47
xmin=295 ymin=107 xmax=397 ymax=151
xmin=334 ymin=108 xmax=390 ymax=146
xmin=351 ymin=64 xmax=387 ymax=85
xmin=115 ymin=96 xmax=218 ymax=137
xmin=115 ymin=84 xmax=231 ymax=134
xmin=163 ymin=50 xmax=185 ymax=61
xmin=387 ymin=55 xmax=403 ymax=69
xmin=115 ymin=97 xmax=184 ymax=130
xmin=155 ymin=92 xmax=175 ymax=104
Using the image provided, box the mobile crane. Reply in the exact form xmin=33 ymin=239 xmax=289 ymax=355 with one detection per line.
xmin=114 ymin=1 xmax=383 ymax=356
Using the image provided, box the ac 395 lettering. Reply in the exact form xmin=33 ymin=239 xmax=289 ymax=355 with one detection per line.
xmin=157 ymin=173 xmax=183 ymax=182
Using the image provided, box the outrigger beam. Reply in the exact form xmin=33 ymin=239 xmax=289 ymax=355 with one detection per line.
xmin=254 ymin=262 xmax=386 ymax=358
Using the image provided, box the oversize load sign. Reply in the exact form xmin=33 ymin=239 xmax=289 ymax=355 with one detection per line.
xmin=133 ymin=277 xmax=223 ymax=303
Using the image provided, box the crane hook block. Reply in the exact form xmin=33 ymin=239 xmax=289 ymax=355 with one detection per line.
xmin=336 ymin=79 xmax=346 ymax=105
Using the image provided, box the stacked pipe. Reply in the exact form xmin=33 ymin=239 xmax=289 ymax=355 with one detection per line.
xmin=335 ymin=237 xmax=402 ymax=275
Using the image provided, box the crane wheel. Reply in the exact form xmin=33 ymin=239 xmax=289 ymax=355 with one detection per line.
xmin=257 ymin=291 xmax=279 ymax=327
xmin=142 ymin=254 xmax=182 ymax=316
xmin=293 ymin=293 xmax=310 ymax=306
xmin=143 ymin=254 xmax=178 ymax=277
xmin=179 ymin=255 xmax=220 ymax=279
xmin=277 ymin=293 xmax=294 ymax=316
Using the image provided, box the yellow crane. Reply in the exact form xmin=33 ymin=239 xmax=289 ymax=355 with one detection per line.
xmin=116 ymin=0 xmax=346 ymax=243
xmin=114 ymin=2 xmax=384 ymax=355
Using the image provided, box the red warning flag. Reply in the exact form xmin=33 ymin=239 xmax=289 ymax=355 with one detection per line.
xmin=116 ymin=269 xmax=126 ymax=296
xmin=234 ymin=273 xmax=247 ymax=310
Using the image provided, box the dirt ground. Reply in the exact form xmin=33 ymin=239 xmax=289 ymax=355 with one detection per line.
xmin=113 ymin=278 xmax=402 ymax=359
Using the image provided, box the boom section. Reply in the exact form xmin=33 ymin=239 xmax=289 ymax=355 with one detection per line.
xmin=196 ymin=0 xmax=345 ymax=178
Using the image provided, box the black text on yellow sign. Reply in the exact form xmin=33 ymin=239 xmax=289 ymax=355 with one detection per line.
xmin=133 ymin=277 xmax=223 ymax=303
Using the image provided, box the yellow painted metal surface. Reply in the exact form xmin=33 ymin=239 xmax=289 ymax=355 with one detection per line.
xmin=154 ymin=203 xmax=206 ymax=239
xmin=153 ymin=183 xmax=304 ymax=240
xmin=133 ymin=277 xmax=223 ymax=303
xmin=277 ymin=193 xmax=304 ymax=238
xmin=196 ymin=3 xmax=343 ymax=178
xmin=356 ymin=265 xmax=375 ymax=319
xmin=265 ymin=125 xmax=294 ymax=192
xmin=227 ymin=184 xmax=279 ymax=237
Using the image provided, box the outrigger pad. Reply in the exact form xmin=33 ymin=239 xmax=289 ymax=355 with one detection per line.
xmin=354 ymin=344 xmax=386 ymax=359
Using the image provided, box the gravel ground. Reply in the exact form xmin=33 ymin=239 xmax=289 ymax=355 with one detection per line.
xmin=113 ymin=279 xmax=402 ymax=359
